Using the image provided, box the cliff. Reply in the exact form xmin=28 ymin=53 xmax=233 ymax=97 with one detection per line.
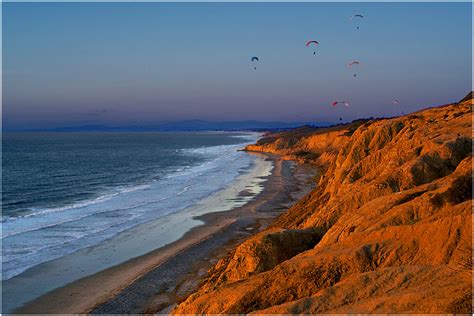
xmin=174 ymin=94 xmax=473 ymax=314
xmin=245 ymin=122 xmax=365 ymax=165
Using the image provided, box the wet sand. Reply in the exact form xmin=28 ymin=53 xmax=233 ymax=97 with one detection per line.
xmin=16 ymin=155 xmax=316 ymax=314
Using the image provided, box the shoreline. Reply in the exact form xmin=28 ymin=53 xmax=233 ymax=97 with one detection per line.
xmin=14 ymin=153 xmax=317 ymax=314
xmin=4 ymin=144 xmax=270 ymax=313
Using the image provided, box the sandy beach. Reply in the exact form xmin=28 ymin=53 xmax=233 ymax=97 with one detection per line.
xmin=14 ymin=154 xmax=316 ymax=314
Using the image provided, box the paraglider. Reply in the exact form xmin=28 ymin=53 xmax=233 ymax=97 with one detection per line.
xmin=348 ymin=61 xmax=360 ymax=77
xmin=393 ymin=99 xmax=400 ymax=104
xmin=251 ymin=56 xmax=259 ymax=69
xmin=306 ymin=40 xmax=319 ymax=55
xmin=332 ymin=100 xmax=349 ymax=107
xmin=349 ymin=14 xmax=364 ymax=29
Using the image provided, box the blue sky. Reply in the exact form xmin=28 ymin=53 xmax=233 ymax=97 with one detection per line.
xmin=3 ymin=2 xmax=472 ymax=129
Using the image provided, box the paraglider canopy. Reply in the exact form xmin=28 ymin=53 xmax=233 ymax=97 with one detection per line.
xmin=306 ymin=40 xmax=319 ymax=55
xmin=349 ymin=14 xmax=364 ymax=29
xmin=251 ymin=56 xmax=259 ymax=69
xmin=332 ymin=100 xmax=349 ymax=107
xmin=348 ymin=61 xmax=360 ymax=77
xmin=393 ymin=99 xmax=400 ymax=104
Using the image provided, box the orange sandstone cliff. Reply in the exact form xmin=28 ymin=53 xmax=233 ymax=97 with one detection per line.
xmin=174 ymin=94 xmax=473 ymax=314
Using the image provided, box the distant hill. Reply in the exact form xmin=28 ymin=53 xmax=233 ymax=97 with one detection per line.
xmin=24 ymin=120 xmax=333 ymax=132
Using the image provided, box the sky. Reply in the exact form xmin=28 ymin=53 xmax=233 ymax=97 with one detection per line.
xmin=3 ymin=2 xmax=472 ymax=130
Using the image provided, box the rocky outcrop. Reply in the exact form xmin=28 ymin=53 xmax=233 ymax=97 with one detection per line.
xmin=459 ymin=91 xmax=473 ymax=103
xmin=202 ymin=228 xmax=323 ymax=288
xmin=174 ymin=96 xmax=472 ymax=314
xmin=244 ymin=123 xmax=365 ymax=164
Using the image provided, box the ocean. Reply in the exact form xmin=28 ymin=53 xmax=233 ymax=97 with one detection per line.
xmin=1 ymin=131 xmax=266 ymax=282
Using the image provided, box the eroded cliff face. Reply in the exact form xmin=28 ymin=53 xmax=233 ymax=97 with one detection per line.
xmin=174 ymin=96 xmax=473 ymax=314
xmin=245 ymin=124 xmax=357 ymax=165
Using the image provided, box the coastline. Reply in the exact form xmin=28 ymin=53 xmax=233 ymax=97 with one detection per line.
xmin=14 ymin=153 xmax=317 ymax=314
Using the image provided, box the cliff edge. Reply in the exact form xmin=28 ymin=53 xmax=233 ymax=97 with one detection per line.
xmin=174 ymin=94 xmax=473 ymax=314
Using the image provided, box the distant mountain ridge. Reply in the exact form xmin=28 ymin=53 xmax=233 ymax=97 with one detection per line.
xmin=20 ymin=120 xmax=333 ymax=132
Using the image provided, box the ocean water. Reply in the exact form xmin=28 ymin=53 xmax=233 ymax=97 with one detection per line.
xmin=2 ymin=131 xmax=261 ymax=281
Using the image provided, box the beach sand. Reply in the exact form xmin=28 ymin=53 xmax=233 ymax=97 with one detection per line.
xmin=14 ymin=154 xmax=316 ymax=314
